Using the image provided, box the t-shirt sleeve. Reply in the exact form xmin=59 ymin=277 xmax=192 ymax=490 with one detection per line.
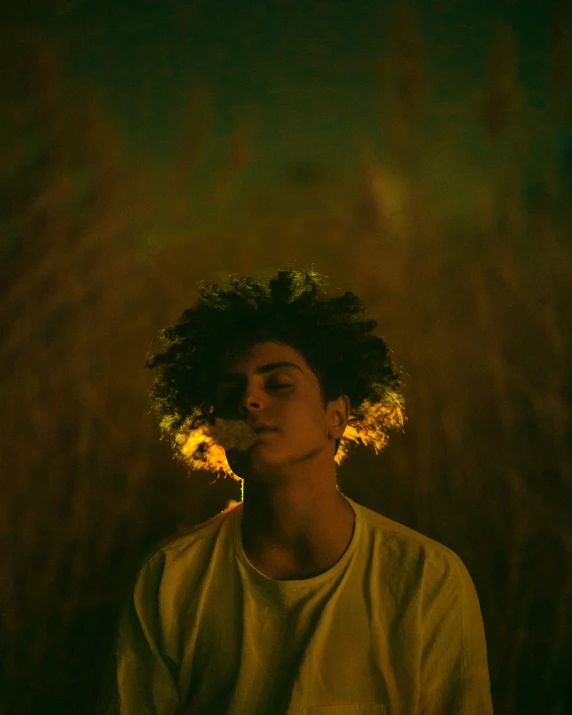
xmin=419 ymin=551 xmax=494 ymax=715
xmin=98 ymin=552 xmax=181 ymax=715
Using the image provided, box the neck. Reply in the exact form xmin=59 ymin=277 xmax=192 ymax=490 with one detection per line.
xmin=240 ymin=477 xmax=355 ymax=580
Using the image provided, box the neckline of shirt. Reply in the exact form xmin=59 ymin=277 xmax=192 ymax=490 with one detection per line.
xmin=232 ymin=495 xmax=362 ymax=589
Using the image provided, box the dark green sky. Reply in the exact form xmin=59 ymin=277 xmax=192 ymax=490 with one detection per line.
xmin=4 ymin=0 xmax=562 ymax=179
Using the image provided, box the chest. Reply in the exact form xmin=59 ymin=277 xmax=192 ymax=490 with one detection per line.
xmin=179 ymin=587 xmax=399 ymax=714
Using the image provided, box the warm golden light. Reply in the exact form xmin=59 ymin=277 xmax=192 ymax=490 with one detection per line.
xmin=163 ymin=387 xmax=406 ymax=481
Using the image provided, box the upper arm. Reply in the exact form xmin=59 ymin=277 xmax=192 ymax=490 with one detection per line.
xmin=419 ymin=553 xmax=494 ymax=714
xmin=98 ymin=553 xmax=181 ymax=715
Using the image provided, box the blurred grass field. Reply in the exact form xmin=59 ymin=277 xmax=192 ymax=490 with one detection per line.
xmin=1 ymin=7 xmax=571 ymax=714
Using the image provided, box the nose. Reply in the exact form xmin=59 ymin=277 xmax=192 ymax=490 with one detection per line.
xmin=214 ymin=378 xmax=266 ymax=421
xmin=238 ymin=386 xmax=264 ymax=417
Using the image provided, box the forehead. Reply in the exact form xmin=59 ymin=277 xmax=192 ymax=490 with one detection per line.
xmin=219 ymin=340 xmax=309 ymax=377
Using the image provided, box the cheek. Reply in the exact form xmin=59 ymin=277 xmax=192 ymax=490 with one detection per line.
xmin=285 ymin=404 xmax=328 ymax=442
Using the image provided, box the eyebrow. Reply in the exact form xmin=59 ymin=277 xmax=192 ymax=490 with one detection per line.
xmin=219 ymin=361 xmax=303 ymax=382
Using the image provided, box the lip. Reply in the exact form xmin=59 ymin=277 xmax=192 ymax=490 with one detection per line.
xmin=254 ymin=427 xmax=278 ymax=436
xmin=252 ymin=425 xmax=277 ymax=433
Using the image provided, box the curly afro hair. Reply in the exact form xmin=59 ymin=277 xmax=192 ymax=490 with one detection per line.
xmin=145 ymin=264 xmax=406 ymax=481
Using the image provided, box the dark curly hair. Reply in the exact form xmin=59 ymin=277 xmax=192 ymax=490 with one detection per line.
xmin=145 ymin=264 xmax=406 ymax=481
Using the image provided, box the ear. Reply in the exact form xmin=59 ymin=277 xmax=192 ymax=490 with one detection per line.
xmin=328 ymin=394 xmax=350 ymax=438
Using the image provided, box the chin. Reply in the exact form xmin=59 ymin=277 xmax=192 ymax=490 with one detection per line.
xmin=226 ymin=445 xmax=288 ymax=480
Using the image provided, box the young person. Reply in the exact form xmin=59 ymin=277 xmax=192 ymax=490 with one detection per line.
xmin=101 ymin=266 xmax=493 ymax=714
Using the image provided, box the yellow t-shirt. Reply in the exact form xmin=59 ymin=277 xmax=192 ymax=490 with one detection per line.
xmin=101 ymin=496 xmax=493 ymax=715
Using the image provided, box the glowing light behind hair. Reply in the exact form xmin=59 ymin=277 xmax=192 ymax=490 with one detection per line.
xmin=163 ymin=384 xmax=406 ymax=482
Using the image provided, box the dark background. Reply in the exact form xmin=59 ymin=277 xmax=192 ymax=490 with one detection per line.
xmin=1 ymin=0 xmax=571 ymax=713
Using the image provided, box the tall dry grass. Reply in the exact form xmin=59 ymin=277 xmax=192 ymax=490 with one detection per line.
xmin=1 ymin=5 xmax=571 ymax=714
xmin=0 ymin=30 xmax=163 ymax=714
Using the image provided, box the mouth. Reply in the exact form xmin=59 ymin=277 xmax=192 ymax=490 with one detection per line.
xmin=254 ymin=427 xmax=279 ymax=439
xmin=255 ymin=427 xmax=277 ymax=433
xmin=226 ymin=427 xmax=278 ymax=460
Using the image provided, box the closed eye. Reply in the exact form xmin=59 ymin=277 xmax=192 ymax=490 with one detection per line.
xmin=215 ymin=383 xmax=292 ymax=405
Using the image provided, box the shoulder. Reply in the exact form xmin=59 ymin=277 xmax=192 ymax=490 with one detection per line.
xmin=133 ymin=502 xmax=239 ymax=588
xmin=350 ymin=498 xmax=472 ymax=591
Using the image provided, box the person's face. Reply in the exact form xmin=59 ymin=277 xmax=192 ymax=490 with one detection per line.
xmin=211 ymin=340 xmax=349 ymax=480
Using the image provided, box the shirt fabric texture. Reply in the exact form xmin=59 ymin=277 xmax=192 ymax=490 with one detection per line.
xmin=102 ymin=496 xmax=494 ymax=715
